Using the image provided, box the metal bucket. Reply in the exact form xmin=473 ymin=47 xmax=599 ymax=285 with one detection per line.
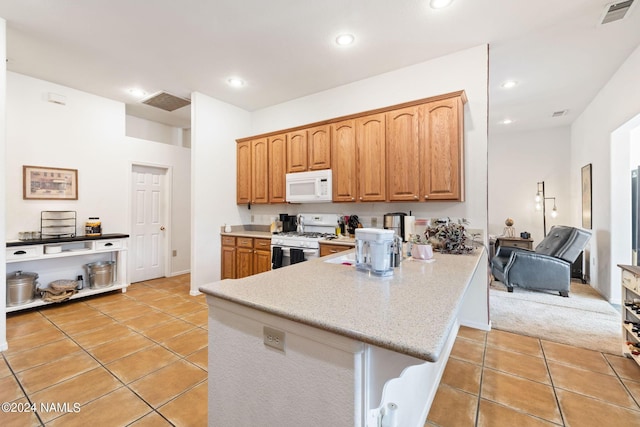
xmin=85 ymin=261 xmax=115 ymax=289
xmin=6 ymin=271 xmax=38 ymax=306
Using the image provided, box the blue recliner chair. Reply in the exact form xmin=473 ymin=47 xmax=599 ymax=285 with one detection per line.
xmin=490 ymin=225 xmax=592 ymax=297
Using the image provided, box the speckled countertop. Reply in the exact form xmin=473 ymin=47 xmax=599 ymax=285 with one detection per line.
xmin=200 ymin=248 xmax=484 ymax=362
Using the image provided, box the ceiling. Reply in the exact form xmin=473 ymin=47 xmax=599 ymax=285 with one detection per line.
xmin=0 ymin=0 xmax=638 ymax=134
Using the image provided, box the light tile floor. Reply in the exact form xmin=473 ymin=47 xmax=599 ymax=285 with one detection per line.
xmin=1 ymin=274 xmax=640 ymax=426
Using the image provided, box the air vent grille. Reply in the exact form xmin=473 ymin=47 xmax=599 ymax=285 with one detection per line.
xmin=141 ymin=91 xmax=191 ymax=112
xmin=601 ymin=0 xmax=635 ymax=24
xmin=552 ymin=110 xmax=568 ymax=118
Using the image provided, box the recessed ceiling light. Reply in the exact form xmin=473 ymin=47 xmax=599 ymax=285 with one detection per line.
xmin=500 ymin=118 xmax=514 ymax=125
xmin=128 ymin=88 xmax=147 ymax=98
xmin=430 ymin=0 xmax=453 ymax=9
xmin=227 ymin=77 xmax=246 ymax=88
xmin=500 ymin=80 xmax=518 ymax=89
xmin=335 ymin=34 xmax=355 ymax=46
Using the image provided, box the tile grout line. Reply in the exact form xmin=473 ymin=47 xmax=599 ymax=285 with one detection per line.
xmin=540 ymin=339 xmax=567 ymax=426
xmin=1 ymin=351 xmax=46 ymax=426
xmin=4 ymin=281 xmax=205 ymax=425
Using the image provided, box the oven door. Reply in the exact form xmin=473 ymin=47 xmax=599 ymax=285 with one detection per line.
xmin=272 ymin=246 xmax=319 ymax=268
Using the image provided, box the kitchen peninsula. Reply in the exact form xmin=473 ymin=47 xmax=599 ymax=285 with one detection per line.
xmin=200 ymin=247 xmax=489 ymax=426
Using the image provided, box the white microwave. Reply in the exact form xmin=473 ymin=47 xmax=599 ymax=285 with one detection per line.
xmin=286 ymin=170 xmax=333 ymax=203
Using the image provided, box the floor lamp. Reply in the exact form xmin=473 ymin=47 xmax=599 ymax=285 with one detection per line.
xmin=535 ymin=181 xmax=558 ymax=237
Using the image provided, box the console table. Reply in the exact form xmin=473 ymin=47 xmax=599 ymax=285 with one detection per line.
xmin=495 ymin=236 xmax=534 ymax=251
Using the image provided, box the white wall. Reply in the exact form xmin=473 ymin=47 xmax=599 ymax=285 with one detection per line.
xmin=1 ymin=18 xmax=8 ymax=351
xmin=126 ymin=114 xmax=187 ymax=147
xmin=571 ymin=43 xmax=640 ymax=302
xmin=4 ymin=72 xmax=191 ymax=278
xmin=243 ymin=45 xmax=489 ymax=235
xmin=488 ymin=127 xmax=571 ymax=245
xmin=190 ymin=92 xmax=250 ymax=294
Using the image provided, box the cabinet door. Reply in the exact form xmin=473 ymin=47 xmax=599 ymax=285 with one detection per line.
xmin=251 ymin=138 xmax=269 ymax=204
xmin=386 ymin=106 xmax=420 ymax=201
xmin=420 ymin=97 xmax=464 ymax=201
xmin=287 ymin=130 xmax=308 ymax=173
xmin=237 ymin=141 xmax=251 ymax=204
xmin=253 ymin=250 xmax=272 ymax=275
xmin=356 ymin=113 xmax=386 ymax=202
xmin=308 ymin=125 xmax=331 ymax=170
xmin=269 ymin=134 xmax=287 ymax=203
xmin=236 ymin=247 xmax=254 ymax=278
xmin=331 ymin=120 xmax=357 ymax=202
xmin=221 ymin=246 xmax=236 ymax=279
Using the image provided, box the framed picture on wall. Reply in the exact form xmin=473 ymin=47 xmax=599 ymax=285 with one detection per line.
xmin=23 ymin=165 xmax=78 ymax=200
xmin=581 ymin=163 xmax=592 ymax=229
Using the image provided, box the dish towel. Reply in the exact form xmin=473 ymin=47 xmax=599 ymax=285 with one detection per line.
xmin=272 ymin=246 xmax=283 ymax=269
xmin=290 ymin=248 xmax=306 ymax=264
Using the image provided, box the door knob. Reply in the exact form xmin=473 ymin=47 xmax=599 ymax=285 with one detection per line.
xmin=160 ymin=226 xmax=166 ymax=231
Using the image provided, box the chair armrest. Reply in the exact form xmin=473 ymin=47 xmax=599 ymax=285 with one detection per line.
xmin=494 ymin=246 xmax=533 ymax=259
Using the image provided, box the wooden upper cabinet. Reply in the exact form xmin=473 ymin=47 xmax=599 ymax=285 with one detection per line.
xmin=386 ymin=106 xmax=420 ymax=201
xmin=236 ymin=141 xmax=251 ymax=204
xmin=331 ymin=120 xmax=357 ymax=202
xmin=251 ymin=138 xmax=269 ymax=204
xmin=237 ymin=91 xmax=465 ymax=204
xmin=356 ymin=113 xmax=386 ymax=202
xmin=420 ymin=96 xmax=464 ymax=201
xmin=307 ymin=125 xmax=331 ymax=170
xmin=287 ymin=130 xmax=308 ymax=173
xmin=268 ymin=134 xmax=287 ymax=203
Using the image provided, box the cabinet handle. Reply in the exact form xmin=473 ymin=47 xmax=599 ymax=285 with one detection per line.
xmin=424 ymin=195 xmax=429 ymax=199
xmin=414 ymin=195 xmax=419 ymax=200
xmin=359 ymin=197 xmax=363 ymax=201
xmin=351 ymin=197 xmax=355 ymax=201
xmin=13 ymin=250 xmax=27 ymax=255
xmin=330 ymin=249 xmax=338 ymax=253
xmin=104 ymin=243 xmax=113 ymax=247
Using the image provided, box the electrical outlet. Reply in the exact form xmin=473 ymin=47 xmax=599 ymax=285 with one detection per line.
xmin=172 ymin=250 xmax=177 ymax=257
xmin=263 ymin=326 xmax=285 ymax=352
xmin=371 ymin=217 xmax=378 ymax=227
xmin=251 ymin=214 xmax=255 ymax=223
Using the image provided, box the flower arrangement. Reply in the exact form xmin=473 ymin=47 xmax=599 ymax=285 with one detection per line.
xmin=421 ymin=218 xmax=474 ymax=254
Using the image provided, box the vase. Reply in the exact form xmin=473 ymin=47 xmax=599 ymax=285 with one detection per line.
xmin=412 ymin=244 xmax=433 ymax=260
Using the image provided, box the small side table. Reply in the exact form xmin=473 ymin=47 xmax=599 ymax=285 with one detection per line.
xmin=495 ymin=237 xmax=534 ymax=251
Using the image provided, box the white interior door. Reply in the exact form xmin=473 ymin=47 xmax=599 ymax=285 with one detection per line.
xmin=131 ymin=165 xmax=166 ymax=283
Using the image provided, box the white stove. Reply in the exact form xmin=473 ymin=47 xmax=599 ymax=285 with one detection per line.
xmin=271 ymin=232 xmax=337 ymax=249
xmin=271 ymin=214 xmax=339 ymax=267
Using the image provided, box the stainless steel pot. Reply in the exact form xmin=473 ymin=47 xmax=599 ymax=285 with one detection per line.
xmin=85 ymin=261 xmax=115 ymax=289
xmin=6 ymin=271 xmax=38 ymax=306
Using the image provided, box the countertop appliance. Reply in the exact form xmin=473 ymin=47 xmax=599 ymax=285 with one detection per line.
xmin=286 ymin=170 xmax=332 ymax=203
xmin=355 ymin=228 xmax=395 ymax=277
xmin=383 ymin=212 xmax=407 ymax=241
xmin=271 ymin=213 xmax=339 ymax=268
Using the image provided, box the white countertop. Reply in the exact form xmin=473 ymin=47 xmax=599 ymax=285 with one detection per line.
xmin=199 ymin=248 xmax=485 ymax=362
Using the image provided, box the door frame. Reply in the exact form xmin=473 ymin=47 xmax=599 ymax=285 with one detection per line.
xmin=129 ymin=162 xmax=173 ymax=281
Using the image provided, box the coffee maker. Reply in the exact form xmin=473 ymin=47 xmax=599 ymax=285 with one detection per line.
xmin=383 ymin=212 xmax=407 ymax=241
xmin=279 ymin=214 xmax=297 ymax=232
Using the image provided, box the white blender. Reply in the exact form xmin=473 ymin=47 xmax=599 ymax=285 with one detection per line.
xmin=355 ymin=228 xmax=395 ymax=277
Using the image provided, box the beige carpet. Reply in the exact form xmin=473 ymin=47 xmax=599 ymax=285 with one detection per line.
xmin=490 ymin=280 xmax=621 ymax=355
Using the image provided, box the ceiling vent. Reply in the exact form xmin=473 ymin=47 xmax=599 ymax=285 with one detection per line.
xmin=600 ymin=0 xmax=635 ymax=24
xmin=552 ymin=110 xmax=568 ymax=118
xmin=141 ymin=91 xmax=191 ymax=112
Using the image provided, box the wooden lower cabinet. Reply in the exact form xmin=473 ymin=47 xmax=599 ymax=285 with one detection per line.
xmin=221 ymin=236 xmax=272 ymax=279
xmin=253 ymin=238 xmax=272 ymax=275
xmin=320 ymin=243 xmax=353 ymax=257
